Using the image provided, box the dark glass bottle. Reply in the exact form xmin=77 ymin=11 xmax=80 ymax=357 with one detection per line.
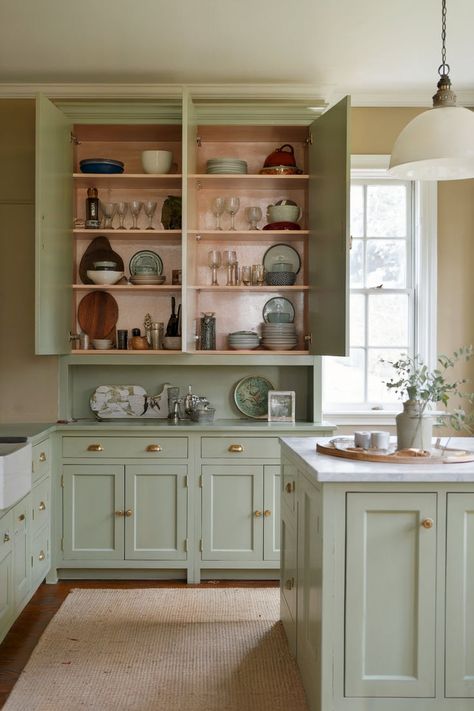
xmin=85 ymin=187 xmax=100 ymax=229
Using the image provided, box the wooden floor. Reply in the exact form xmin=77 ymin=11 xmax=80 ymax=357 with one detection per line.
xmin=0 ymin=579 xmax=279 ymax=708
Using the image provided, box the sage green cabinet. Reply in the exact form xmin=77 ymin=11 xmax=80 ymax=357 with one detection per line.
xmin=0 ymin=510 xmax=13 ymax=642
xmin=12 ymin=494 xmax=31 ymax=612
xmin=280 ymin=506 xmax=297 ymax=657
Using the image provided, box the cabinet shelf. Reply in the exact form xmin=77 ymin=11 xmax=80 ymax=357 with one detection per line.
xmin=73 ymin=173 xmax=183 ymax=189
xmin=188 ymin=230 xmax=308 ymax=240
xmin=73 ymin=285 xmax=181 ymax=292
xmin=73 ymin=229 xmax=182 ymax=241
xmin=188 ymin=285 xmax=308 ymax=292
xmin=188 ymin=174 xmax=308 ymax=190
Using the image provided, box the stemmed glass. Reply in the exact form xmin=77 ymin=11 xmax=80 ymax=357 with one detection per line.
xmin=223 ymin=250 xmax=237 ymax=286
xmin=241 ymin=266 xmax=251 ymax=286
xmin=144 ymin=200 xmax=157 ymax=230
xmin=129 ymin=200 xmax=143 ymax=230
xmin=225 ymin=197 xmax=240 ymax=231
xmin=208 ymin=250 xmax=222 ymax=286
xmin=102 ymin=202 xmax=117 ymax=230
xmin=211 ymin=196 xmax=225 ymax=230
xmin=116 ymin=202 xmax=128 ymax=230
xmin=246 ymin=206 xmax=262 ymax=230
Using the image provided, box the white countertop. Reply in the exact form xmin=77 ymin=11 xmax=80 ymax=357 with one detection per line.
xmin=280 ymin=436 xmax=474 ymax=482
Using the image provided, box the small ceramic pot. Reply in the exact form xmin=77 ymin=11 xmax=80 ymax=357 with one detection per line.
xmin=130 ymin=336 xmax=149 ymax=350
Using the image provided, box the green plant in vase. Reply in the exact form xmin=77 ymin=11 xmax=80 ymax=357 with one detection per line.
xmin=382 ymin=345 xmax=473 ymax=451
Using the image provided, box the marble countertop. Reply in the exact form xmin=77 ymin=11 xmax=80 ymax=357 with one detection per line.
xmin=280 ymin=436 xmax=474 ymax=482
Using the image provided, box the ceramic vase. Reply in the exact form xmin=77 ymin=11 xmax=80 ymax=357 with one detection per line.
xmin=396 ymin=400 xmax=433 ymax=450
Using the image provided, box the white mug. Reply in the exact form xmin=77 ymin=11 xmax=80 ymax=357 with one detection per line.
xmin=354 ymin=430 xmax=371 ymax=449
xmin=370 ymin=430 xmax=390 ymax=450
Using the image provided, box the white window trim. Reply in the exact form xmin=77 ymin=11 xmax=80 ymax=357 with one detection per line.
xmin=323 ymin=155 xmax=437 ymax=425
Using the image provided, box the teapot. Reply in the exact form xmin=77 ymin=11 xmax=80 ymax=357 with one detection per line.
xmin=263 ymin=144 xmax=296 ymax=168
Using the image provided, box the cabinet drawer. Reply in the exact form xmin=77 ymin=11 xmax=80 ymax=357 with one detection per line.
xmin=62 ymin=436 xmax=188 ymax=459
xmin=31 ymin=525 xmax=49 ymax=588
xmin=201 ymin=437 xmax=280 ymax=459
xmin=31 ymin=477 xmax=50 ymax=535
xmin=0 ymin=511 xmax=13 ymax=563
xmin=32 ymin=439 xmax=51 ymax=483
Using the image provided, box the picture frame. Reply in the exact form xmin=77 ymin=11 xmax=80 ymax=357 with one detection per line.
xmin=267 ymin=390 xmax=295 ymax=422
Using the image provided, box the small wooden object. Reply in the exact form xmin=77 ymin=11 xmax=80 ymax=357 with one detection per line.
xmin=316 ymin=442 xmax=474 ymax=465
xmin=77 ymin=291 xmax=119 ymax=341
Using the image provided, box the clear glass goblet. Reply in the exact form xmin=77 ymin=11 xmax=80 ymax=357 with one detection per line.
xmin=241 ymin=266 xmax=251 ymax=286
xmin=129 ymin=201 xmax=143 ymax=230
xmin=246 ymin=206 xmax=262 ymax=230
xmin=208 ymin=249 xmax=222 ymax=286
xmin=223 ymin=249 xmax=237 ymax=286
xmin=225 ymin=196 xmax=240 ymax=231
xmin=144 ymin=200 xmax=157 ymax=230
xmin=116 ymin=201 xmax=128 ymax=230
xmin=212 ymin=196 xmax=225 ymax=230
xmin=102 ymin=202 xmax=117 ymax=230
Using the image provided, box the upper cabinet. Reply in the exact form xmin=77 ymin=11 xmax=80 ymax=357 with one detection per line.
xmin=35 ymin=91 xmax=350 ymax=359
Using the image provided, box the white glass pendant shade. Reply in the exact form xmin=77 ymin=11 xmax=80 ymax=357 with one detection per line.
xmin=389 ymin=106 xmax=474 ymax=180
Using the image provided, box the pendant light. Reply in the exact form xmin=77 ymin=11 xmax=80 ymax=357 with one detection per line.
xmin=389 ymin=0 xmax=474 ymax=181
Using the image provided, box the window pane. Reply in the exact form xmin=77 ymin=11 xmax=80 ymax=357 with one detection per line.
xmin=368 ymin=294 xmax=409 ymax=347
xmin=351 ymin=184 xmax=364 ymax=237
xmin=368 ymin=348 xmax=408 ymax=403
xmin=367 ymin=185 xmax=407 ymax=237
xmin=324 ymin=349 xmax=365 ymax=404
xmin=366 ymin=240 xmax=407 ymax=288
xmin=350 ymin=293 xmax=365 ymax=347
xmin=350 ymin=239 xmax=364 ymax=287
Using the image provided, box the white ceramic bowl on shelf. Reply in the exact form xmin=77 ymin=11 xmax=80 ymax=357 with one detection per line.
xmin=87 ymin=270 xmax=124 ymax=285
xmin=141 ymin=150 xmax=173 ymax=174
xmin=92 ymin=339 xmax=113 ymax=350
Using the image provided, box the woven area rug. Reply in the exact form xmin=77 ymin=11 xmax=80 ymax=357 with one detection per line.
xmin=4 ymin=588 xmax=308 ymax=711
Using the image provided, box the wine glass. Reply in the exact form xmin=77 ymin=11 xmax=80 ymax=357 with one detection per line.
xmin=129 ymin=200 xmax=143 ymax=230
xmin=223 ymin=250 xmax=237 ymax=286
xmin=102 ymin=202 xmax=117 ymax=230
xmin=211 ymin=196 xmax=225 ymax=230
xmin=225 ymin=196 xmax=240 ymax=231
xmin=241 ymin=266 xmax=251 ymax=286
xmin=116 ymin=201 xmax=128 ymax=230
xmin=208 ymin=249 xmax=222 ymax=286
xmin=246 ymin=206 xmax=262 ymax=230
xmin=144 ymin=200 xmax=157 ymax=230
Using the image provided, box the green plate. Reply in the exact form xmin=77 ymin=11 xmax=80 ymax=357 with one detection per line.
xmin=129 ymin=250 xmax=163 ymax=276
xmin=233 ymin=376 xmax=275 ymax=419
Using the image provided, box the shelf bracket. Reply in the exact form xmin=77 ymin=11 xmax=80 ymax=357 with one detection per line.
xmin=196 ymin=135 xmax=202 ymax=147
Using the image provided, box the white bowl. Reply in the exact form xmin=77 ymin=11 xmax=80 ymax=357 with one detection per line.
xmin=267 ymin=205 xmax=301 ymax=223
xmin=87 ymin=270 xmax=124 ymax=285
xmin=92 ymin=339 xmax=112 ymax=350
xmin=141 ymin=150 xmax=173 ymax=174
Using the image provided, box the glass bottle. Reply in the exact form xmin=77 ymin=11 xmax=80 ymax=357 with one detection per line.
xmin=200 ymin=312 xmax=216 ymax=350
xmin=85 ymin=187 xmax=100 ymax=229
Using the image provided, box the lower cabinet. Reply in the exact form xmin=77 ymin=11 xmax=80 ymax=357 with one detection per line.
xmin=12 ymin=494 xmax=31 ymax=612
xmin=0 ymin=510 xmax=14 ymax=642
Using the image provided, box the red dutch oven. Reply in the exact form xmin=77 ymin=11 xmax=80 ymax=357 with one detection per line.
xmin=263 ymin=144 xmax=296 ymax=168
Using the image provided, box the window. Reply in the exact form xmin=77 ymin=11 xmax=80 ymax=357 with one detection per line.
xmin=323 ymin=156 xmax=437 ymax=419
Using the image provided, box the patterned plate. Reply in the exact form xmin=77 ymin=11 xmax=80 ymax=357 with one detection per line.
xmin=129 ymin=250 xmax=163 ymax=276
xmin=233 ymin=376 xmax=275 ymax=419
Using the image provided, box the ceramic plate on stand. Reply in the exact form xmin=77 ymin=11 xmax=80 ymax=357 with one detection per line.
xmin=129 ymin=250 xmax=163 ymax=276
xmin=233 ymin=376 xmax=275 ymax=419
xmin=262 ymin=243 xmax=301 ymax=274
xmin=262 ymin=297 xmax=295 ymax=323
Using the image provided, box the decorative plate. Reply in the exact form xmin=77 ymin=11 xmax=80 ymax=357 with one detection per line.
xmin=129 ymin=250 xmax=163 ymax=276
xmin=262 ymin=297 xmax=295 ymax=323
xmin=233 ymin=376 xmax=275 ymax=419
xmin=262 ymin=243 xmax=301 ymax=274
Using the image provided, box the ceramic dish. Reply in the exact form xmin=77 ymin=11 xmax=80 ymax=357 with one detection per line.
xmin=259 ymin=166 xmax=303 ymax=175
xmin=129 ymin=250 xmax=163 ymax=276
xmin=233 ymin=376 xmax=275 ymax=419
xmin=265 ymin=271 xmax=296 ymax=286
xmin=262 ymin=221 xmax=301 ymax=231
xmin=79 ymin=158 xmax=124 ymax=174
xmin=86 ymin=270 xmax=124 ymax=285
xmin=262 ymin=243 xmax=301 ymax=274
xmin=262 ymin=297 xmax=295 ymax=323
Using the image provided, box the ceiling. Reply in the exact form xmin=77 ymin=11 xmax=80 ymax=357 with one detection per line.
xmin=1 ymin=0 xmax=474 ymax=106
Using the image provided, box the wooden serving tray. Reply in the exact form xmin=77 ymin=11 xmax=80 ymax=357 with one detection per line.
xmin=316 ymin=442 xmax=474 ymax=465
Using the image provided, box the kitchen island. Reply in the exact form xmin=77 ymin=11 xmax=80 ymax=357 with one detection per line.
xmin=280 ymin=437 xmax=474 ymax=711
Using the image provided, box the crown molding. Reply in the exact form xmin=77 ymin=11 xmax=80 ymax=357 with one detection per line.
xmin=336 ymin=89 xmax=474 ymax=108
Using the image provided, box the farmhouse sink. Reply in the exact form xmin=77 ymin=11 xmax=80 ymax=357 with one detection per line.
xmin=0 ymin=438 xmax=32 ymax=509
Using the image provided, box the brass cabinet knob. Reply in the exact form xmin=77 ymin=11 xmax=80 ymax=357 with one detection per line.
xmin=421 ymin=518 xmax=434 ymax=529
xmin=264 ymin=510 xmax=271 ymax=517
xmin=87 ymin=444 xmax=103 ymax=452
xmin=254 ymin=510 xmax=262 ymax=518
xmin=146 ymin=444 xmax=162 ymax=452
xmin=285 ymin=482 xmax=292 ymax=493
xmin=17 ymin=513 xmax=26 ymax=522
xmin=3 ymin=533 xmax=10 ymax=543
xmin=39 ymin=501 xmax=46 ymax=511
xmin=38 ymin=550 xmax=45 ymax=561
xmin=228 ymin=444 xmax=244 ymax=453
xmin=115 ymin=510 xmax=125 ymax=517
xmin=125 ymin=509 xmax=133 ymax=517
xmin=285 ymin=577 xmax=295 ymax=590
xmin=39 ymin=452 xmax=47 ymax=462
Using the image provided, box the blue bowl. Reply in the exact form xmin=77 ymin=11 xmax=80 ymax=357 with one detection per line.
xmin=80 ymin=158 xmax=124 ymax=174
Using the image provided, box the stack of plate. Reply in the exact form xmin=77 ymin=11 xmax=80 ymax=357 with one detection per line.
xmin=130 ymin=275 xmax=166 ymax=285
xmin=206 ymin=158 xmax=248 ymax=174
xmin=228 ymin=331 xmax=260 ymax=350
xmin=261 ymin=323 xmax=297 ymax=351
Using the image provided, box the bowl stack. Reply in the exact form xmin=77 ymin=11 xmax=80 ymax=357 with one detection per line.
xmin=262 ymin=323 xmax=297 ymax=350
xmin=130 ymin=274 xmax=166 ymax=285
xmin=228 ymin=331 xmax=260 ymax=350
xmin=206 ymin=158 xmax=248 ymax=174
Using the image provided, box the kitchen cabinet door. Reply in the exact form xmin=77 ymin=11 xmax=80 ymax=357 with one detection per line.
xmin=263 ymin=465 xmax=280 ymax=561
xmin=308 ymin=96 xmax=350 ymax=356
xmin=125 ymin=465 xmax=188 ymax=561
xmin=201 ymin=465 xmax=263 ymax=561
xmin=35 ymin=93 xmax=73 ymax=355
xmin=280 ymin=507 xmax=297 ymax=657
xmin=445 ymin=493 xmax=474 ymax=698
xmin=0 ymin=553 xmax=13 ymax=642
xmin=345 ymin=492 xmax=437 ymax=698
xmin=62 ymin=464 xmax=124 ymax=560
xmin=12 ymin=496 xmax=30 ymax=612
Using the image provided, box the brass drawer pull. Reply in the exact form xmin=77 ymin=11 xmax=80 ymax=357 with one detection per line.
xmin=264 ymin=510 xmax=271 ymax=517
xmin=39 ymin=452 xmax=47 ymax=463
xmin=87 ymin=444 xmax=103 ymax=452
xmin=285 ymin=577 xmax=295 ymax=591
xmin=115 ymin=510 xmax=125 ymax=517
xmin=254 ymin=510 xmax=262 ymax=518
xmin=125 ymin=509 xmax=133 ymax=517
xmin=228 ymin=444 xmax=244 ymax=453
xmin=146 ymin=444 xmax=162 ymax=452
xmin=38 ymin=550 xmax=45 ymax=561
xmin=17 ymin=513 xmax=26 ymax=522
xmin=3 ymin=533 xmax=10 ymax=543
xmin=421 ymin=518 xmax=434 ymax=529
xmin=39 ymin=501 xmax=46 ymax=511
xmin=285 ymin=481 xmax=295 ymax=494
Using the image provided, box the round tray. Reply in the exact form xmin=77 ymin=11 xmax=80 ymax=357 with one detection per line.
xmin=316 ymin=442 xmax=474 ymax=464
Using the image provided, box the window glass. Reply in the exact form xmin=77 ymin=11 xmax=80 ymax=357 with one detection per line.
xmin=366 ymin=240 xmax=407 ymax=288
xmin=367 ymin=185 xmax=407 ymax=237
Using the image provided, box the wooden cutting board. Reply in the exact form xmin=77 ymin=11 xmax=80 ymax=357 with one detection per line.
xmin=77 ymin=291 xmax=119 ymax=340
xmin=79 ymin=236 xmax=124 ymax=284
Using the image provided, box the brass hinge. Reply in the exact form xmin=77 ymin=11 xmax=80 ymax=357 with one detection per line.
xmin=304 ymin=333 xmax=313 ymax=345
xmin=196 ymin=135 xmax=202 ymax=147
xmin=60 ymin=474 xmax=64 ymax=488
xmin=184 ymin=538 xmax=188 ymax=552
xmin=199 ymin=539 xmax=203 ymax=552
xmin=306 ymin=130 xmax=313 ymax=145
xmin=70 ymin=132 xmax=80 ymax=145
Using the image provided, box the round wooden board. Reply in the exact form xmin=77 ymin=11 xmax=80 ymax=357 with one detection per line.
xmin=316 ymin=443 xmax=474 ymax=465
xmin=77 ymin=291 xmax=119 ymax=341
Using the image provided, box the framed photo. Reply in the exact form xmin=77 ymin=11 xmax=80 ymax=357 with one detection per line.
xmin=267 ymin=390 xmax=295 ymax=422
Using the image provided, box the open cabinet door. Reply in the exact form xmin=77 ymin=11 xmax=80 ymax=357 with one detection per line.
xmin=308 ymin=96 xmax=350 ymax=356
xmin=35 ymin=94 xmax=73 ymax=354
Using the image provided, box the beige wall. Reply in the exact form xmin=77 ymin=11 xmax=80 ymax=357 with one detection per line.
xmin=0 ymin=102 xmax=472 ymax=423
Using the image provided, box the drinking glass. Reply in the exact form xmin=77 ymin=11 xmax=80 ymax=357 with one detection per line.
xmin=225 ymin=196 xmax=240 ymax=231
xmin=241 ymin=266 xmax=251 ymax=285
xmin=252 ymin=264 xmax=264 ymax=286
xmin=144 ymin=200 xmax=157 ymax=230
xmin=208 ymin=249 xmax=222 ymax=286
xmin=116 ymin=201 xmax=128 ymax=230
xmin=223 ymin=250 xmax=237 ymax=286
xmin=102 ymin=202 xmax=117 ymax=230
xmin=211 ymin=196 xmax=225 ymax=230
xmin=129 ymin=200 xmax=143 ymax=230
xmin=246 ymin=206 xmax=262 ymax=230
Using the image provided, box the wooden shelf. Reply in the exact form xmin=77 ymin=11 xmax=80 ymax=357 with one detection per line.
xmin=73 ymin=285 xmax=181 ymax=292
xmin=73 ymin=229 xmax=181 ymax=241
xmin=71 ymin=349 xmax=310 ymax=355
xmin=73 ymin=173 xmax=182 ymax=189
xmin=188 ymin=285 xmax=308 ymax=292
xmin=188 ymin=174 xmax=308 ymax=190
xmin=71 ymin=349 xmax=180 ymax=355
xmin=188 ymin=230 xmax=308 ymax=240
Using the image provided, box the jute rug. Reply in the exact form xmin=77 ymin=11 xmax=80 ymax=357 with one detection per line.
xmin=4 ymin=588 xmax=308 ymax=711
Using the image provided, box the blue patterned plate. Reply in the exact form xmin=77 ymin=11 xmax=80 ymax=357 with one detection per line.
xmin=233 ymin=376 xmax=275 ymax=419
